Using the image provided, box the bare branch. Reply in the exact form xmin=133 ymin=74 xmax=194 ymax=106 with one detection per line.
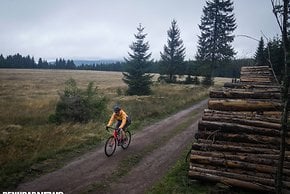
xmin=271 ymin=0 xmax=284 ymax=33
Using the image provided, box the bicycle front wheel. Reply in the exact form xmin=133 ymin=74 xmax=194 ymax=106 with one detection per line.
xmin=121 ymin=131 xmax=131 ymax=149
xmin=104 ymin=136 xmax=116 ymax=157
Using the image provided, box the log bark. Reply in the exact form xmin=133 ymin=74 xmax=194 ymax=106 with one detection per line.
xmin=208 ymin=99 xmax=282 ymax=111
xmin=202 ymin=115 xmax=282 ymax=129
xmin=198 ymin=120 xmax=281 ymax=136
xmin=203 ymin=109 xmax=283 ymax=122
xmin=197 ymin=139 xmax=279 ymax=149
xmin=224 ymin=82 xmax=281 ymax=89
xmin=240 ymin=77 xmax=273 ymax=83
xmin=188 ymin=166 xmax=290 ymax=189
xmin=188 ymin=170 xmax=275 ymax=192
xmin=189 ymin=154 xmax=290 ymax=176
xmin=209 ymin=90 xmax=281 ymax=99
xmin=190 ymin=162 xmax=277 ymax=180
xmin=190 ymin=150 xmax=290 ymax=169
xmin=195 ymin=131 xmax=287 ymax=145
xmin=191 ymin=141 xmax=282 ymax=154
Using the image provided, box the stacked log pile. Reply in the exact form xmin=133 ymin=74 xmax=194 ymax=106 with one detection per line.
xmin=189 ymin=66 xmax=290 ymax=193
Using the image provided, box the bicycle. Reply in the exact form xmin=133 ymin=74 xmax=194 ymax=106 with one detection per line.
xmin=104 ymin=126 xmax=131 ymax=157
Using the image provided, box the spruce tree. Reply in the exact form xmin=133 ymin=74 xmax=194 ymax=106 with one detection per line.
xmin=123 ymin=24 xmax=153 ymax=95
xmin=254 ymin=37 xmax=268 ymax=66
xmin=266 ymin=37 xmax=284 ymax=82
xmin=196 ymin=0 xmax=236 ymax=85
xmin=160 ymin=19 xmax=186 ymax=83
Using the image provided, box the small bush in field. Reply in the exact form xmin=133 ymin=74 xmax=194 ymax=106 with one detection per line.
xmin=49 ymin=78 xmax=107 ymax=123
xmin=192 ymin=76 xmax=200 ymax=85
xmin=201 ymin=75 xmax=214 ymax=86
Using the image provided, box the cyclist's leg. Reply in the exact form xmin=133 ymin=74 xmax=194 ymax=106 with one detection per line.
xmin=115 ymin=120 xmax=121 ymax=129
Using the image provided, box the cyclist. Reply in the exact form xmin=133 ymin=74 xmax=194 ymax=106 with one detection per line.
xmin=106 ymin=105 xmax=131 ymax=142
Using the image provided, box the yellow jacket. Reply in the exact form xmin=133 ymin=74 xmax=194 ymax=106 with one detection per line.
xmin=107 ymin=109 xmax=128 ymax=129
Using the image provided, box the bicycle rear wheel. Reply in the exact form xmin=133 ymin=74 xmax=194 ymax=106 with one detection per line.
xmin=121 ymin=131 xmax=131 ymax=149
xmin=104 ymin=136 xmax=116 ymax=157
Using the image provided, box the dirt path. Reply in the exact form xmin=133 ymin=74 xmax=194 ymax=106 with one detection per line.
xmin=17 ymin=99 xmax=208 ymax=194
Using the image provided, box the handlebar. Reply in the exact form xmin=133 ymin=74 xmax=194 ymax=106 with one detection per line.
xmin=106 ymin=126 xmax=117 ymax=131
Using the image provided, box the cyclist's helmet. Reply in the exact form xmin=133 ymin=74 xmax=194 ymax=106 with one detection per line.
xmin=114 ymin=105 xmax=121 ymax=113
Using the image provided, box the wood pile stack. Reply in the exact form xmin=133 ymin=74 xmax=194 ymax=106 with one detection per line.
xmin=189 ymin=66 xmax=290 ymax=193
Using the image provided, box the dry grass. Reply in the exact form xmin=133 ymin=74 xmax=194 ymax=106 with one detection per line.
xmin=0 ymin=69 xmax=229 ymax=189
xmin=0 ymin=69 xmax=126 ymax=125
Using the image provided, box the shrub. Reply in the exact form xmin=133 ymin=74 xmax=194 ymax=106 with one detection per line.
xmin=201 ymin=75 xmax=214 ymax=86
xmin=192 ymin=76 xmax=200 ymax=85
xmin=50 ymin=78 xmax=107 ymax=123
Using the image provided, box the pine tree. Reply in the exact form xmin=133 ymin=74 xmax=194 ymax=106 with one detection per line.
xmin=196 ymin=0 xmax=236 ymax=85
xmin=160 ymin=19 xmax=186 ymax=83
xmin=254 ymin=37 xmax=268 ymax=66
xmin=123 ymin=24 xmax=153 ymax=95
xmin=265 ymin=36 xmax=284 ymax=82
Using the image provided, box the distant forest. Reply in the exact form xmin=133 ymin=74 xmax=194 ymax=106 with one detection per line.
xmin=0 ymin=53 xmax=254 ymax=78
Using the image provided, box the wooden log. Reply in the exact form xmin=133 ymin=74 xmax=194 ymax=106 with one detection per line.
xmin=189 ymin=166 xmax=290 ymax=190
xmin=190 ymin=150 xmax=290 ymax=169
xmin=221 ymin=87 xmax=282 ymax=93
xmin=195 ymin=131 xmax=287 ymax=145
xmin=197 ymin=139 xmax=279 ymax=149
xmin=188 ymin=170 xmax=275 ymax=192
xmin=209 ymin=90 xmax=281 ymax=99
xmin=192 ymin=140 xmax=290 ymax=163
xmin=202 ymin=115 xmax=282 ymax=130
xmin=224 ymin=82 xmax=281 ymax=89
xmin=240 ymin=77 xmax=272 ymax=83
xmin=204 ymin=109 xmax=289 ymax=119
xmin=203 ymin=109 xmax=285 ymax=123
xmin=190 ymin=162 xmax=276 ymax=181
xmin=191 ymin=142 xmax=281 ymax=154
xmin=240 ymin=71 xmax=272 ymax=76
xmin=198 ymin=120 xmax=281 ymax=136
xmin=208 ymin=99 xmax=282 ymax=111
xmin=189 ymin=154 xmax=290 ymax=176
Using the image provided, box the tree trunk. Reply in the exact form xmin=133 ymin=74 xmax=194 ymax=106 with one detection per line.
xmin=224 ymin=82 xmax=281 ymax=89
xmin=198 ymin=120 xmax=281 ymax=136
xmin=191 ymin=142 xmax=286 ymax=155
xmin=190 ymin=150 xmax=290 ymax=169
xmin=202 ymin=115 xmax=282 ymax=129
xmin=188 ymin=170 xmax=276 ymax=192
xmin=209 ymin=89 xmax=281 ymax=99
xmin=208 ymin=99 xmax=282 ymax=111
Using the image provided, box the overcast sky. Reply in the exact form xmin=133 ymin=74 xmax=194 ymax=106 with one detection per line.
xmin=0 ymin=0 xmax=281 ymax=61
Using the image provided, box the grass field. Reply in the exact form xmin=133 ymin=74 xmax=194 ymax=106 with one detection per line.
xmin=0 ymin=68 xmax=231 ymax=189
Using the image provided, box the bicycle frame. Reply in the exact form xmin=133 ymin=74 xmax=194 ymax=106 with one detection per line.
xmin=108 ymin=127 xmax=120 ymax=142
xmin=104 ymin=126 xmax=131 ymax=157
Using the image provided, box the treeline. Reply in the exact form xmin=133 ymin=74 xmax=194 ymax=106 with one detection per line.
xmin=0 ymin=53 xmax=254 ymax=78
xmin=0 ymin=54 xmax=76 ymax=70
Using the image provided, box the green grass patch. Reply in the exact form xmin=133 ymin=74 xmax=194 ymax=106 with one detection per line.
xmin=147 ymin=148 xmax=211 ymax=194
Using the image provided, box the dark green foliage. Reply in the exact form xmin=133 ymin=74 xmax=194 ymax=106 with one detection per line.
xmin=50 ymin=78 xmax=107 ymax=123
xmin=202 ymin=74 xmax=214 ymax=86
xmin=160 ymin=19 xmax=186 ymax=83
xmin=123 ymin=24 xmax=153 ymax=95
xmin=254 ymin=37 xmax=269 ymax=66
xmin=196 ymin=0 xmax=236 ymax=84
xmin=192 ymin=76 xmax=200 ymax=85
xmin=265 ymin=36 xmax=285 ymax=82
xmin=0 ymin=53 xmax=76 ymax=69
